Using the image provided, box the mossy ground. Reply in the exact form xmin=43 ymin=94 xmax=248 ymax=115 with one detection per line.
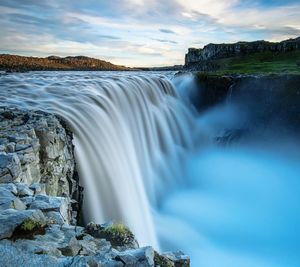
xmin=104 ymin=223 xmax=132 ymax=236
xmin=11 ymin=218 xmax=46 ymax=241
xmin=210 ymin=50 xmax=300 ymax=75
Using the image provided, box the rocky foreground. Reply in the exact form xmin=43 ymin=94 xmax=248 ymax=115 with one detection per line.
xmin=0 ymin=108 xmax=189 ymax=266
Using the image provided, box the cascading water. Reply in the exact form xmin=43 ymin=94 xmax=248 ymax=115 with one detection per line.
xmin=0 ymin=71 xmax=194 ymax=248
xmin=1 ymin=71 xmax=300 ymax=266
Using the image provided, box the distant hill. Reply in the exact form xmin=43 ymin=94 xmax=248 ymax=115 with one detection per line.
xmin=185 ymin=37 xmax=300 ymax=74
xmin=0 ymin=54 xmax=130 ymax=71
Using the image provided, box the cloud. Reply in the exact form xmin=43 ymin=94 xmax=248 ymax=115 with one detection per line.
xmin=0 ymin=0 xmax=299 ymax=67
xmin=159 ymin=29 xmax=176 ymax=34
xmin=152 ymin=38 xmax=178 ymax=44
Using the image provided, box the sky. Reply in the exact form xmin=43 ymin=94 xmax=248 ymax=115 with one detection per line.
xmin=0 ymin=0 xmax=300 ymax=67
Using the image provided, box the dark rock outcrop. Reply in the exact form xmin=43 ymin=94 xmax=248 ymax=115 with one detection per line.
xmin=182 ymin=73 xmax=300 ymax=143
xmin=185 ymin=37 xmax=300 ymax=70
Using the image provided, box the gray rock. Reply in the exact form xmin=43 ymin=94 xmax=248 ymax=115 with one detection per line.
xmin=58 ymin=237 xmax=82 ymax=256
xmin=30 ymin=182 xmax=46 ymax=195
xmin=45 ymin=211 xmax=65 ymax=225
xmin=30 ymin=195 xmax=70 ymax=223
xmin=0 ymin=183 xmax=17 ymax=195
xmin=0 ymin=186 xmax=26 ymax=211
xmin=20 ymin=196 xmax=34 ymax=206
xmin=0 ymin=153 xmax=21 ymax=183
xmin=6 ymin=142 xmax=15 ymax=153
xmin=0 ymin=209 xmax=46 ymax=239
xmin=0 ymin=108 xmax=83 ymax=224
xmin=162 ymin=251 xmax=190 ymax=267
xmin=115 ymin=246 xmax=155 ymax=267
xmin=0 ymin=244 xmax=68 ymax=267
xmin=16 ymin=183 xmax=34 ymax=197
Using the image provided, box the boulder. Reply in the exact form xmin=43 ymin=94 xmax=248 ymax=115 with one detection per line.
xmin=0 ymin=186 xmax=26 ymax=211
xmin=115 ymin=246 xmax=154 ymax=267
xmin=0 ymin=209 xmax=45 ymax=240
xmin=161 ymin=251 xmax=190 ymax=267
xmin=29 ymin=195 xmax=71 ymax=224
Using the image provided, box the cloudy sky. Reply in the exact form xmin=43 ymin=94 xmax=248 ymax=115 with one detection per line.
xmin=0 ymin=0 xmax=300 ymax=67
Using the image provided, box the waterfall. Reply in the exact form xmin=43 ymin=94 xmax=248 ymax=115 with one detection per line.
xmin=0 ymin=72 xmax=194 ymax=247
xmin=2 ymin=72 xmax=300 ymax=266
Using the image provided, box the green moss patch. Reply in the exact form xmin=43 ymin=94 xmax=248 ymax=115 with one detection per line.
xmin=103 ymin=223 xmax=135 ymax=247
xmin=209 ymin=50 xmax=300 ymax=75
xmin=10 ymin=218 xmax=46 ymax=241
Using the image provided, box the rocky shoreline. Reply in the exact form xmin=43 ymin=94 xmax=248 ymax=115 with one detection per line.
xmin=0 ymin=108 xmax=189 ymax=266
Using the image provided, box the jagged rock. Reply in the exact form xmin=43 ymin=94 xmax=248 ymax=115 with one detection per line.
xmin=0 ymin=209 xmax=45 ymax=239
xmin=30 ymin=182 xmax=46 ymax=195
xmin=16 ymin=183 xmax=34 ymax=197
xmin=58 ymin=237 xmax=82 ymax=256
xmin=0 ymin=183 xmax=17 ymax=195
xmin=154 ymin=251 xmax=175 ymax=267
xmin=161 ymin=251 xmax=190 ymax=267
xmin=0 ymin=187 xmax=26 ymax=211
xmin=85 ymin=222 xmax=139 ymax=250
xmin=114 ymin=246 xmax=154 ymax=267
xmin=29 ymin=194 xmax=71 ymax=224
xmin=0 ymin=153 xmax=22 ymax=182
xmin=0 ymin=244 xmax=68 ymax=266
xmin=0 ymin=108 xmax=83 ymax=224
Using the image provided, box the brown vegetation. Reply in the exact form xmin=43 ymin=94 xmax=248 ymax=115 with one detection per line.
xmin=0 ymin=54 xmax=130 ymax=71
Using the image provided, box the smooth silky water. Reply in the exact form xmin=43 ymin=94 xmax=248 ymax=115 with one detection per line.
xmin=0 ymin=71 xmax=299 ymax=266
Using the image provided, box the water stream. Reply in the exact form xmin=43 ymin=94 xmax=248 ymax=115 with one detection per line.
xmin=1 ymin=71 xmax=299 ymax=266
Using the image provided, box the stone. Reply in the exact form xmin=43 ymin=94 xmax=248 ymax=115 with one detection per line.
xmin=0 ymin=108 xmax=83 ymax=224
xmin=58 ymin=237 xmax=82 ymax=256
xmin=20 ymin=196 xmax=34 ymax=206
xmin=85 ymin=222 xmax=139 ymax=250
xmin=29 ymin=195 xmax=70 ymax=224
xmin=30 ymin=183 xmax=46 ymax=195
xmin=45 ymin=211 xmax=65 ymax=225
xmin=0 ymin=183 xmax=17 ymax=195
xmin=6 ymin=142 xmax=15 ymax=153
xmin=115 ymin=246 xmax=155 ymax=267
xmin=16 ymin=183 xmax=34 ymax=197
xmin=0 ymin=209 xmax=46 ymax=240
xmin=161 ymin=251 xmax=190 ymax=267
xmin=0 ymin=153 xmax=21 ymax=182
xmin=0 ymin=244 xmax=68 ymax=266
xmin=0 ymin=186 xmax=26 ymax=211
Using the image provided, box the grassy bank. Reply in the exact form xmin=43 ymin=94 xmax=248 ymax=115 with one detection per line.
xmin=211 ymin=50 xmax=300 ymax=75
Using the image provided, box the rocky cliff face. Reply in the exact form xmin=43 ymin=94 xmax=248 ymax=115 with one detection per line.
xmin=185 ymin=37 xmax=300 ymax=69
xmin=179 ymin=73 xmax=300 ymax=145
xmin=0 ymin=107 xmax=190 ymax=266
xmin=0 ymin=108 xmax=82 ymax=224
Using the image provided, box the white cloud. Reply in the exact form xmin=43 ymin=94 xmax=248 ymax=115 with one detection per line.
xmin=0 ymin=0 xmax=299 ymax=66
